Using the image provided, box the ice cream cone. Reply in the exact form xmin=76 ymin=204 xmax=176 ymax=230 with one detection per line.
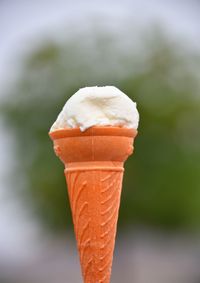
xmin=49 ymin=127 xmax=137 ymax=283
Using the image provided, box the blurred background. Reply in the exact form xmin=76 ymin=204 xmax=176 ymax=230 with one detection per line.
xmin=1 ymin=0 xmax=200 ymax=282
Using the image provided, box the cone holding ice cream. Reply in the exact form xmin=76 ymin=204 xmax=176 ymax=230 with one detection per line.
xmin=49 ymin=86 xmax=139 ymax=283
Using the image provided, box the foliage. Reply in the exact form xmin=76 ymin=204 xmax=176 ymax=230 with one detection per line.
xmin=2 ymin=29 xmax=200 ymax=232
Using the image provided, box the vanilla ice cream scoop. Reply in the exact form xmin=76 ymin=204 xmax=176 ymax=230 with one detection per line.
xmin=50 ymin=86 xmax=139 ymax=132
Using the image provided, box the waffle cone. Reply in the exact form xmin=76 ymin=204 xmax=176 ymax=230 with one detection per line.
xmin=49 ymin=127 xmax=137 ymax=283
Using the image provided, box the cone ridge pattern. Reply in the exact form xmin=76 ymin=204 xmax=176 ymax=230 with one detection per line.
xmin=66 ymin=169 xmax=123 ymax=283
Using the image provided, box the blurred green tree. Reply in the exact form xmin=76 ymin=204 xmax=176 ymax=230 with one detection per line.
xmin=2 ymin=29 xmax=200 ymax=233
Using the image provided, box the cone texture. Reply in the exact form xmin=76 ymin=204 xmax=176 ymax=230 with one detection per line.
xmin=49 ymin=127 xmax=137 ymax=283
xmin=66 ymin=164 xmax=123 ymax=283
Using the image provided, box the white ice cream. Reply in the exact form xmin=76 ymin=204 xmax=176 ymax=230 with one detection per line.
xmin=50 ymin=86 xmax=139 ymax=132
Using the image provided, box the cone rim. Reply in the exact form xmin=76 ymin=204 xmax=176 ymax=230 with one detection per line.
xmin=49 ymin=126 xmax=137 ymax=140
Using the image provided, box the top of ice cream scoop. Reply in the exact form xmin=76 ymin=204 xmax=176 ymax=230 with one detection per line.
xmin=50 ymin=86 xmax=139 ymax=132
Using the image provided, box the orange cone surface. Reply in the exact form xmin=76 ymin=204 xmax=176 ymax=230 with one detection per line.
xmin=49 ymin=127 xmax=137 ymax=283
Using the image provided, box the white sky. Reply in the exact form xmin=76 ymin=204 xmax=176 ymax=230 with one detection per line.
xmin=0 ymin=0 xmax=199 ymax=262
xmin=0 ymin=0 xmax=200 ymax=92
